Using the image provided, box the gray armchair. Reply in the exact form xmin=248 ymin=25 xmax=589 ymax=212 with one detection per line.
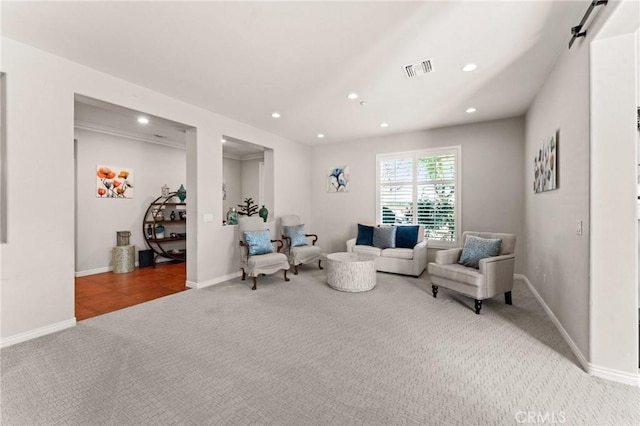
xmin=280 ymin=215 xmax=323 ymax=275
xmin=239 ymin=217 xmax=290 ymax=290
xmin=428 ymin=231 xmax=516 ymax=314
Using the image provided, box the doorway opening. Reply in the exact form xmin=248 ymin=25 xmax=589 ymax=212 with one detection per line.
xmin=73 ymin=95 xmax=194 ymax=320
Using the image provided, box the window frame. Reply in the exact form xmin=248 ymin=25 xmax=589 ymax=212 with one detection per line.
xmin=375 ymin=146 xmax=461 ymax=248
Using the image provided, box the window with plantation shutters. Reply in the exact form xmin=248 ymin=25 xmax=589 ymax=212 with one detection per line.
xmin=376 ymin=147 xmax=461 ymax=248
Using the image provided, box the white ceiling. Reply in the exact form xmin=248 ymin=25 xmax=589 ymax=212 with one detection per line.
xmin=75 ymin=95 xmax=264 ymax=159
xmin=3 ymin=1 xmax=588 ymax=145
xmin=74 ymin=95 xmax=189 ymax=148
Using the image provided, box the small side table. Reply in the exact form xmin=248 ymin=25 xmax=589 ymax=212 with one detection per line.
xmin=113 ymin=245 xmax=135 ymax=273
xmin=326 ymin=252 xmax=377 ymax=292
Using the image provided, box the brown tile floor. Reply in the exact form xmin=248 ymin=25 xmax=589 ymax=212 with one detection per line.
xmin=75 ymin=262 xmax=188 ymax=321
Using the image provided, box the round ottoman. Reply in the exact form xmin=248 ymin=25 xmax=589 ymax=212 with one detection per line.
xmin=326 ymin=252 xmax=377 ymax=292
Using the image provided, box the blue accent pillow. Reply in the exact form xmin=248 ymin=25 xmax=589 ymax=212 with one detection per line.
xmin=284 ymin=224 xmax=307 ymax=247
xmin=372 ymin=226 xmax=396 ymax=249
xmin=395 ymin=225 xmax=420 ymax=249
xmin=355 ymin=224 xmax=374 ymax=246
xmin=458 ymin=235 xmax=502 ymax=269
xmin=244 ymin=230 xmax=274 ymax=256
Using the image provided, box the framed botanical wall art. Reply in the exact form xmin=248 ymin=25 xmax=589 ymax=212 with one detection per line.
xmin=327 ymin=165 xmax=349 ymax=192
xmin=96 ymin=165 xmax=134 ymax=198
xmin=533 ymin=130 xmax=558 ymax=193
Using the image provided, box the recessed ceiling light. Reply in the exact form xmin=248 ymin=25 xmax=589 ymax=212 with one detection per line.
xmin=137 ymin=117 xmax=149 ymax=124
xmin=347 ymin=92 xmax=359 ymax=100
xmin=271 ymin=112 xmax=281 ymax=118
xmin=360 ymin=101 xmax=367 ymax=106
xmin=462 ymin=63 xmax=477 ymax=72
xmin=466 ymin=107 xmax=477 ymax=113
xmin=317 ymin=133 xmax=325 ymax=139
xmin=380 ymin=123 xmax=389 ymax=128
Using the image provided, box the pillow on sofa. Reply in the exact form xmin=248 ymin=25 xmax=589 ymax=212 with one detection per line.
xmin=373 ymin=226 xmax=396 ymax=249
xmin=356 ymin=224 xmax=374 ymax=246
xmin=395 ymin=225 xmax=420 ymax=249
xmin=458 ymin=235 xmax=502 ymax=268
xmin=284 ymin=224 xmax=307 ymax=247
xmin=244 ymin=230 xmax=274 ymax=256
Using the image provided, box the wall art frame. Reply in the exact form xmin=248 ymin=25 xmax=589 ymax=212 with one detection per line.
xmin=96 ymin=165 xmax=134 ymax=198
xmin=533 ymin=130 xmax=558 ymax=193
xmin=327 ymin=165 xmax=350 ymax=192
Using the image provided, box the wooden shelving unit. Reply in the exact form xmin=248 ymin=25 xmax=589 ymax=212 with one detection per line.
xmin=142 ymin=192 xmax=187 ymax=265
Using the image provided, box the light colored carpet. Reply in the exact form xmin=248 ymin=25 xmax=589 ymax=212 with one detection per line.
xmin=1 ymin=268 xmax=639 ymax=425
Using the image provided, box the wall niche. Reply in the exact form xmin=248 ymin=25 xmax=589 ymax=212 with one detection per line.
xmin=222 ymin=135 xmax=274 ymax=224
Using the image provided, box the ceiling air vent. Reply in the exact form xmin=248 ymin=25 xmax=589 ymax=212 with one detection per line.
xmin=403 ymin=59 xmax=433 ymax=79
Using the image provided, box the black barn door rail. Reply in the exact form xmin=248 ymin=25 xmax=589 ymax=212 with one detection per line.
xmin=569 ymin=0 xmax=608 ymax=49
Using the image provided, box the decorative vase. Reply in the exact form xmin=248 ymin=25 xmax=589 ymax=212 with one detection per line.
xmin=155 ymin=224 xmax=165 ymax=239
xmin=161 ymin=184 xmax=170 ymax=197
xmin=170 ymin=211 xmax=176 ymax=221
xmin=259 ymin=205 xmax=268 ymax=222
xmin=227 ymin=207 xmax=238 ymax=225
xmin=177 ymin=184 xmax=187 ymax=203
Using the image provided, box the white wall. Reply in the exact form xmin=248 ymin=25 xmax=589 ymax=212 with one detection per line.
xmin=74 ymin=128 xmax=186 ymax=274
xmin=525 ymin=0 xmax=639 ymax=380
xmin=240 ymin=158 xmax=262 ymax=207
xmin=223 ymin=156 xmax=266 ymax=221
xmin=223 ymin=157 xmax=241 ymax=217
xmin=310 ymin=116 xmax=525 ymax=272
xmin=1 ymin=38 xmax=312 ymax=344
xmin=590 ymin=30 xmax=638 ymax=379
xmin=589 ymin=3 xmax=639 ymax=378
xmin=524 ymin=37 xmax=592 ymax=364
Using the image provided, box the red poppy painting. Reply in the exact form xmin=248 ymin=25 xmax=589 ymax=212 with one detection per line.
xmin=96 ymin=165 xmax=134 ymax=198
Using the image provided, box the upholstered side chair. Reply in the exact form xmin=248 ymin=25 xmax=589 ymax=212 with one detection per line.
xmin=428 ymin=231 xmax=516 ymax=314
xmin=238 ymin=217 xmax=290 ymax=290
xmin=280 ymin=215 xmax=323 ymax=275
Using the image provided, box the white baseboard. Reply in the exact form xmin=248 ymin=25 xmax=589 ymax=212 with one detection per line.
xmin=588 ymin=363 xmax=640 ymax=386
xmin=1 ymin=318 xmax=76 ymax=348
xmin=76 ymin=266 xmax=112 ymax=277
xmin=75 ymin=259 xmax=173 ymax=277
xmin=516 ymin=274 xmax=590 ymax=371
xmin=517 ymin=274 xmax=640 ymax=387
xmin=187 ymin=271 xmax=242 ymax=289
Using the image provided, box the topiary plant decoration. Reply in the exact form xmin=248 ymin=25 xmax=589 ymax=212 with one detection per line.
xmin=237 ymin=197 xmax=259 ymax=217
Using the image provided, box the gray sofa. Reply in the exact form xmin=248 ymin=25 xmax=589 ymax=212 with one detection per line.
xmin=346 ymin=225 xmax=427 ymax=277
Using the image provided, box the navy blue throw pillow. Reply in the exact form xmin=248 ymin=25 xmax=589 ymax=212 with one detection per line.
xmin=395 ymin=225 xmax=420 ymax=249
xmin=355 ymin=224 xmax=374 ymax=246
